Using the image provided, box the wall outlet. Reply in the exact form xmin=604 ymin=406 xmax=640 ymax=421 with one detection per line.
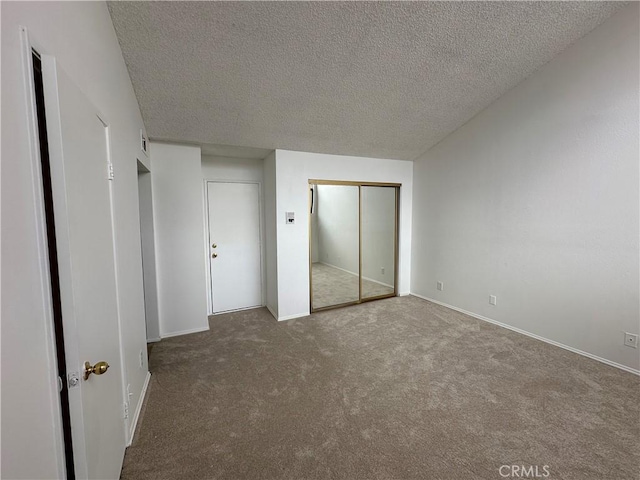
xmin=437 ymin=281 xmax=443 ymax=291
xmin=624 ymin=332 xmax=638 ymax=348
xmin=139 ymin=350 xmax=144 ymax=368
xmin=381 ymin=267 xmax=385 ymax=275
xmin=489 ymin=295 xmax=497 ymax=306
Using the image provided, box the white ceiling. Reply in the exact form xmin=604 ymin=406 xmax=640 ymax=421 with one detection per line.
xmin=200 ymin=143 xmax=272 ymax=160
xmin=108 ymin=1 xmax=623 ymax=161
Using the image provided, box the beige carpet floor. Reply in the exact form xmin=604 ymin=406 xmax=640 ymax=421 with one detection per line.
xmin=312 ymin=262 xmax=394 ymax=309
xmin=121 ymin=296 xmax=639 ymax=480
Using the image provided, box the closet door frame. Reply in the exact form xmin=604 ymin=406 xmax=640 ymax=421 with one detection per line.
xmin=308 ymin=180 xmax=400 ymax=313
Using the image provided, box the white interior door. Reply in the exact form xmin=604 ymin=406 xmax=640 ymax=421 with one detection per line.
xmin=208 ymin=182 xmax=262 ymax=313
xmin=43 ymin=58 xmax=125 ymax=479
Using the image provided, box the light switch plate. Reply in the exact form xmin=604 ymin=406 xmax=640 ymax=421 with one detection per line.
xmin=285 ymin=212 xmax=295 ymax=224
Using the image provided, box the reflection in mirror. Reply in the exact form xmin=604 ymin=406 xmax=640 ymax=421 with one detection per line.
xmin=361 ymin=186 xmax=396 ymax=299
xmin=311 ymin=184 xmax=359 ymax=309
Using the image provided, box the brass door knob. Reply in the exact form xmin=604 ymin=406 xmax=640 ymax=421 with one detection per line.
xmin=212 ymin=243 xmax=217 ymax=248
xmin=83 ymin=361 xmax=110 ymax=380
xmin=212 ymin=253 xmax=218 ymax=258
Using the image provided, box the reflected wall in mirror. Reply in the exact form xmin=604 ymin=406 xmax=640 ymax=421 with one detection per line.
xmin=311 ymin=184 xmax=359 ymax=309
xmin=361 ymin=186 xmax=396 ymax=299
xmin=310 ymin=181 xmax=399 ymax=312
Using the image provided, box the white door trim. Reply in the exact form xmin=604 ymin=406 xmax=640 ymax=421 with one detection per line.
xmin=102 ymin=114 xmax=132 ymax=448
xmin=18 ymin=25 xmax=66 ymax=479
xmin=203 ymin=179 xmax=266 ymax=315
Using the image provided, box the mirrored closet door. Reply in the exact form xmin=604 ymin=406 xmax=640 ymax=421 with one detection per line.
xmin=309 ymin=180 xmax=399 ymax=312
xmin=361 ymin=186 xmax=397 ymax=301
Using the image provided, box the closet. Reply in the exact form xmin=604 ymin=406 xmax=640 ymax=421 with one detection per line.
xmin=309 ymin=180 xmax=399 ymax=312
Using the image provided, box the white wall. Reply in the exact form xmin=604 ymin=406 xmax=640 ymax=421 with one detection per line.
xmin=316 ymin=185 xmax=360 ymax=274
xmin=310 ymin=185 xmax=320 ymax=264
xmin=151 ymin=142 xmax=209 ymax=337
xmin=362 ymin=186 xmax=396 ymax=286
xmin=263 ymin=152 xmax=279 ymax=318
xmin=202 ymin=155 xmax=264 ymax=182
xmin=1 ymin=2 xmax=149 ymax=478
xmin=273 ymin=150 xmax=413 ymax=320
xmin=411 ymin=3 xmax=640 ymax=372
xmin=138 ymin=166 xmax=161 ymax=342
xmin=313 ymin=185 xmax=397 ymax=287
xmin=201 ymin=155 xmax=267 ymax=314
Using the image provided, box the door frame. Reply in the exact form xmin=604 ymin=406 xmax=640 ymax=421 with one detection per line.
xmin=19 ymin=25 xmax=66 ymax=479
xmin=20 ymin=26 xmax=129 ymax=478
xmin=203 ymin=179 xmax=266 ymax=315
xmin=137 ymin=161 xmax=161 ymax=343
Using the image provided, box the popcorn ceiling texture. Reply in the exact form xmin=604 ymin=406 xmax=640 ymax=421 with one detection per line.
xmin=108 ymin=1 xmax=624 ymax=161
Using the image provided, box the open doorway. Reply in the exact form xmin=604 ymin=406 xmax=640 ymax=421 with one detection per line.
xmin=137 ymin=162 xmax=160 ymax=342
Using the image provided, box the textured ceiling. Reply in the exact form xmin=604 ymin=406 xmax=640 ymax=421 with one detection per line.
xmin=108 ymin=1 xmax=623 ymax=161
xmin=200 ymin=143 xmax=272 ymax=159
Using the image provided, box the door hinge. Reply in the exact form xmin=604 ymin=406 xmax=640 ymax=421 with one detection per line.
xmin=123 ymin=401 xmax=129 ymax=419
xmin=58 ymin=376 xmax=63 ymax=393
xmin=107 ymin=163 xmax=114 ymax=180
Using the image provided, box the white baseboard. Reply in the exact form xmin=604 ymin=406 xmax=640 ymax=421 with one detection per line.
xmin=127 ymin=371 xmax=151 ymax=446
xmin=278 ymin=312 xmax=310 ymax=322
xmin=211 ymin=304 xmax=264 ymax=315
xmin=146 ymin=337 xmax=161 ymax=343
xmin=410 ymin=293 xmax=640 ymax=376
xmin=317 ymin=261 xmax=394 ymax=289
xmin=362 ymin=275 xmax=394 ymax=289
xmin=266 ymin=305 xmax=278 ymax=320
xmin=161 ymin=325 xmax=209 ymax=339
xmin=268 ymin=305 xmax=309 ymax=322
xmin=317 ymin=261 xmax=357 ymax=277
